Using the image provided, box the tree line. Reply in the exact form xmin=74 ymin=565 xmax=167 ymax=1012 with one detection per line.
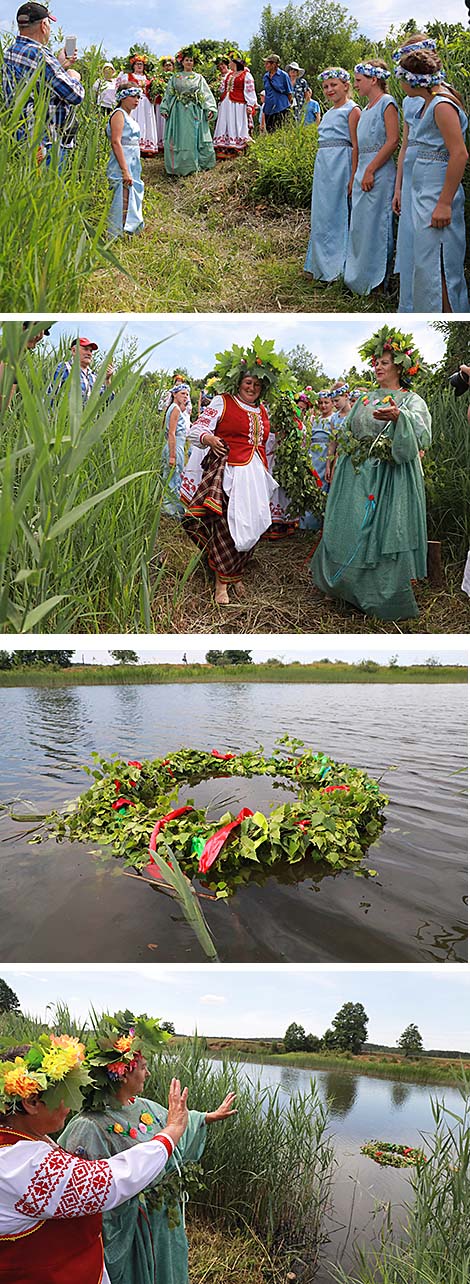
xmin=282 ymin=1002 xmax=425 ymax=1058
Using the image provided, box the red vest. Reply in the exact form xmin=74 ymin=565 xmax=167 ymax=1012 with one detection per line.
xmin=0 ymin=1128 xmax=105 ymax=1284
xmin=214 ymin=394 xmax=270 ymax=466
xmin=229 ymin=70 xmax=248 ymax=103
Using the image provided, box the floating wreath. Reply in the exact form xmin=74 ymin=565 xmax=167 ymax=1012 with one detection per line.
xmin=270 ymin=392 xmax=327 ymax=520
xmin=361 ymin=1140 xmax=428 ymax=1168
xmin=35 ymin=738 xmax=387 ymax=898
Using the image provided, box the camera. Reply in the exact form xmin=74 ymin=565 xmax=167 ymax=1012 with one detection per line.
xmin=449 ymin=369 xmax=469 ymax=398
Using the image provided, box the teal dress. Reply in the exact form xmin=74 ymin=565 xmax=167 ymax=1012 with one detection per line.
xmin=162 ymin=404 xmax=187 ymax=516
xmin=311 ymin=388 xmax=432 ymax=620
xmin=344 ymin=94 xmax=398 ymax=295
xmin=106 ymin=109 xmax=144 ymax=236
xmin=59 ymin=1097 xmax=207 ymax=1284
xmin=410 ymin=95 xmax=469 ymax=312
xmin=395 ymin=96 xmax=423 ymax=313
xmin=304 ymin=101 xmax=356 ymax=281
xmin=161 ymin=72 xmax=216 ymax=176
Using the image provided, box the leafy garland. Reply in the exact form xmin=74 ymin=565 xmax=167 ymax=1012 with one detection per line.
xmin=270 ymin=391 xmax=327 ymax=520
xmin=335 ymin=407 xmax=395 ymax=474
xmin=358 ymin=325 xmax=424 ymax=380
xmin=36 ymin=739 xmax=388 ymax=898
xmin=213 ymin=338 xmax=294 ymax=397
xmin=0 ymin=1035 xmax=92 ymax=1114
xmin=361 ymin=1140 xmax=428 ymax=1168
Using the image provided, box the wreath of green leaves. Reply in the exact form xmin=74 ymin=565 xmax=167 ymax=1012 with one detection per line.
xmin=213 ymin=338 xmax=294 ymax=397
xmin=361 ymin=1140 xmax=428 ymax=1168
xmin=270 ymin=391 xmax=327 ymax=519
xmin=358 ymin=325 xmax=424 ymax=378
xmin=39 ymin=738 xmax=387 ymax=898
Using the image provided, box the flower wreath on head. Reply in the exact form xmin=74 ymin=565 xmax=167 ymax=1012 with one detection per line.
xmin=0 ymin=1034 xmax=91 ymax=1114
xmin=331 ymin=382 xmax=350 ymax=396
xmin=319 ymin=67 xmax=350 ymax=82
xmin=354 ymin=62 xmax=390 ymax=80
xmin=358 ymin=325 xmax=424 ymax=383
xmin=176 ymin=46 xmax=201 ymax=67
xmin=392 ymin=37 xmax=437 ymax=62
xmin=84 ymin=1011 xmax=171 ymax=1109
xmin=396 ymin=65 xmax=444 ymax=89
xmin=213 ymin=337 xmax=292 ymax=398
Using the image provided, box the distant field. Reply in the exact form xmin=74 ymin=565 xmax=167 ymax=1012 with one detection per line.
xmin=0 ymin=662 xmax=466 ymax=687
xmin=172 ymin=1038 xmax=470 ymax=1087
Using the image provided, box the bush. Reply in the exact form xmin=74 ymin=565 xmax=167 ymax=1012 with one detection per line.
xmin=241 ymin=121 xmax=317 ymax=207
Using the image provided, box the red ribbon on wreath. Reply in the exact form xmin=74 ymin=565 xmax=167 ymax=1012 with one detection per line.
xmin=198 ymin=808 xmax=254 ymax=874
xmin=144 ymin=807 xmax=195 ymax=880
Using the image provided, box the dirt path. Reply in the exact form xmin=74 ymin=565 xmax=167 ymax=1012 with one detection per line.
xmin=84 ymin=158 xmax=398 ymax=314
xmin=152 ymin=519 xmax=470 ymax=634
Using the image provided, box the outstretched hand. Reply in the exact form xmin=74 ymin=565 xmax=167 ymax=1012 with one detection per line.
xmin=166 ymin=1077 xmax=189 ymax=1142
xmin=372 ymin=399 xmax=400 ymax=422
xmin=205 ymin=1091 xmax=237 ymax=1124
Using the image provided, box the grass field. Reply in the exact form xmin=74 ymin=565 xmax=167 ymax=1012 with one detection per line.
xmin=0 ymin=661 xmax=466 ymax=686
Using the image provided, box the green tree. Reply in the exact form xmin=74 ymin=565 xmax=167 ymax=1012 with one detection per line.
xmin=249 ymin=0 xmax=370 ymax=88
xmin=0 ymin=978 xmax=21 ymax=1013
xmin=389 ymin=655 xmax=399 ymax=668
xmin=109 ymin=649 xmax=140 ymax=664
xmin=330 ymin=1001 xmax=368 ymax=1053
xmin=222 ymin=650 xmax=252 ymax=665
xmin=322 ymin=1028 xmax=337 ymax=1050
xmin=285 ymin=343 xmax=328 ymax=389
xmin=304 ymin=1033 xmax=322 ymax=1052
xmin=41 ymin=650 xmax=74 ymax=667
xmin=206 ymin=650 xmax=224 ymax=665
xmin=398 ymin=1023 xmax=423 ymax=1058
xmin=284 ymin=1021 xmax=307 ymax=1051
xmin=0 ymin=651 xmax=12 ymax=669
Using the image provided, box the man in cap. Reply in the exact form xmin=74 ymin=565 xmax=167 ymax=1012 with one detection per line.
xmin=262 ymin=53 xmax=293 ymax=131
xmin=2 ymin=2 xmax=84 ymax=167
xmin=286 ymin=60 xmax=314 ymax=122
xmin=49 ymin=338 xmax=114 ymax=405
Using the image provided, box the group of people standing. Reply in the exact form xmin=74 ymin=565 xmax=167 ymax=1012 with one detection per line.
xmin=305 ymin=37 xmax=468 ymax=312
xmin=158 ymin=329 xmax=434 ymax=622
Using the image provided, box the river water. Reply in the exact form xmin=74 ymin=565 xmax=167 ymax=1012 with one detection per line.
xmin=0 ymin=682 xmax=466 ymax=962
xmin=217 ymin=1059 xmax=465 ymax=1280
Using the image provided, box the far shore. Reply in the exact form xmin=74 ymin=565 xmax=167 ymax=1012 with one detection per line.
xmin=0 ymin=661 xmax=466 ymax=687
xmin=180 ymin=1040 xmax=470 ymax=1088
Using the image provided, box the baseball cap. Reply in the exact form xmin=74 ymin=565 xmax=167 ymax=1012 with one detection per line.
xmin=72 ymin=337 xmax=98 ymax=351
xmin=17 ymin=3 xmax=56 ymax=25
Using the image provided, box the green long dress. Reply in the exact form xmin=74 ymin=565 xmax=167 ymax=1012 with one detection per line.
xmin=161 ymin=72 xmax=216 ymax=176
xmin=311 ymin=387 xmax=432 ymax=620
xmin=59 ymin=1096 xmax=207 ymax=1284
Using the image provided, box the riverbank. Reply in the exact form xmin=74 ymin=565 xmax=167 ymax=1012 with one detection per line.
xmin=0 ymin=662 xmax=465 ymax=687
xmin=197 ymin=1043 xmax=470 ymax=1087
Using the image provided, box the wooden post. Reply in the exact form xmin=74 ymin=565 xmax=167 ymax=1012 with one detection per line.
xmin=427 ymin=541 xmax=444 ymax=587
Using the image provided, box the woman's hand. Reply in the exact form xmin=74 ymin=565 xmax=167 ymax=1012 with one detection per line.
xmin=361 ymin=166 xmax=375 ymax=192
xmin=122 ymin=170 xmax=133 ymax=187
xmin=205 ymin=1092 xmax=237 ymax=1124
xmin=372 ymin=399 xmax=400 ymax=422
xmin=460 ymin=364 xmax=470 ymax=377
xmin=347 ymin=177 xmax=353 ymax=197
xmin=202 ymin=430 xmax=225 ymax=456
xmin=165 ymin=1077 xmax=189 ymax=1144
xmin=431 ymin=200 xmax=452 ymax=229
xmin=392 ymin=186 xmax=401 ymax=215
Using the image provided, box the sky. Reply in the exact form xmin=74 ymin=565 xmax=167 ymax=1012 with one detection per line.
xmin=9 ymin=314 xmax=450 ymax=384
xmin=0 ymin=0 xmax=467 ymax=54
xmin=6 ymin=637 xmax=469 ymax=665
xmin=1 ymin=965 xmax=469 ymax=1048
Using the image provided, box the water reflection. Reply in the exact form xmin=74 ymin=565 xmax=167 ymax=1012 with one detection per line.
xmin=323 ymin=1069 xmax=359 ymax=1118
xmin=391 ymin=1081 xmax=412 ymax=1109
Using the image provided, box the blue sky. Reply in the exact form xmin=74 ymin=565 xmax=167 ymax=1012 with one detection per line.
xmin=7 ymin=636 xmax=468 ymax=665
xmin=13 ymin=314 xmax=449 ymax=383
xmin=0 ymin=0 xmax=467 ymax=54
xmin=1 ymin=966 xmax=469 ymax=1047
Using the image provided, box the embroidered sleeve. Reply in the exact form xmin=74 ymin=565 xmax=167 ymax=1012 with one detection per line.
xmin=15 ymin=1149 xmax=112 ymax=1220
xmin=244 ymin=72 xmax=257 ymax=108
xmin=188 ymin=396 xmax=223 ymax=446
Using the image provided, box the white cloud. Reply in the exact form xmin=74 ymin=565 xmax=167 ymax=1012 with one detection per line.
xmin=135 ymin=27 xmax=178 ymax=48
xmin=200 ymin=994 xmax=227 ymax=1005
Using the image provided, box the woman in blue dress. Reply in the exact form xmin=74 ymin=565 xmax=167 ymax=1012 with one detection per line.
xmin=397 ymin=49 xmax=469 ymax=313
xmin=304 ymin=68 xmax=360 ymax=282
xmin=392 ymin=36 xmax=437 ymax=312
xmin=107 ymin=84 xmax=145 ymax=237
xmin=344 ymin=60 xmax=399 ymax=296
xmin=162 ymin=382 xmax=190 ymax=516
xmin=300 ymin=388 xmax=335 ymax=531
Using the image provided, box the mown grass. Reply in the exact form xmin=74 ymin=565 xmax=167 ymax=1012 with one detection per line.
xmin=0 ymin=663 xmax=466 ymax=686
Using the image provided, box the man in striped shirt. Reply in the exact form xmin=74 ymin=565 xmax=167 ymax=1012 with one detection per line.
xmin=2 ymin=1 xmax=84 ymax=165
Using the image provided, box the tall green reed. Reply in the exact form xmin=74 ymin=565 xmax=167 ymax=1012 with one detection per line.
xmin=0 ymin=44 xmax=123 ymax=309
xmin=150 ymin=1037 xmax=334 ymax=1275
xmin=1 ymin=323 xmax=179 ymax=631
xmin=424 ymin=387 xmax=470 ymax=560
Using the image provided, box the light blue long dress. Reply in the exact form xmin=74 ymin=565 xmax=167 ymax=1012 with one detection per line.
xmin=395 ymin=96 xmax=424 ymax=313
xmin=304 ymin=101 xmax=356 ymax=281
xmin=300 ymin=413 xmax=333 ymax=531
xmin=410 ymin=95 xmax=469 ymax=312
xmin=106 ymin=108 xmax=144 ymax=236
xmin=162 ymin=403 xmax=187 ymax=515
xmin=344 ymin=94 xmax=398 ymax=295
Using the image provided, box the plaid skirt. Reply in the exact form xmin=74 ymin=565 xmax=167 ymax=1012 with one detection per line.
xmin=183 ymin=446 xmax=254 ymax=583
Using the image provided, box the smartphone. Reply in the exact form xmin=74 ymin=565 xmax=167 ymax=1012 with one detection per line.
xmin=64 ymin=35 xmax=77 ymax=58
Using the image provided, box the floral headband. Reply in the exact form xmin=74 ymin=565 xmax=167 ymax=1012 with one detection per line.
xmin=0 ymin=1035 xmax=90 ymax=1113
xmin=332 ymin=383 xmax=350 ymax=395
xmin=354 ymin=62 xmax=390 ymax=80
xmin=319 ymin=67 xmax=350 ymax=82
xmin=392 ymin=38 xmax=437 ymax=62
xmin=317 ymin=388 xmax=333 ymax=399
xmin=169 ymin=381 xmax=190 ymax=395
xmin=396 ymin=66 xmax=444 ymax=88
xmin=116 ymin=85 xmax=142 ymax=101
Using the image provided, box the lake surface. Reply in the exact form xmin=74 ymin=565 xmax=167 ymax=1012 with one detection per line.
xmin=0 ymin=682 xmax=467 ymax=962
xmin=219 ymin=1059 xmax=465 ymax=1280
